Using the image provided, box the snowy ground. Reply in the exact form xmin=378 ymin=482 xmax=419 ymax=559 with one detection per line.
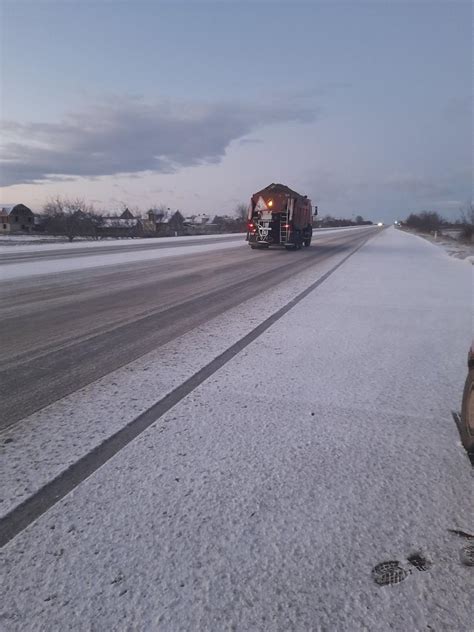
xmin=399 ymin=227 xmax=474 ymax=263
xmin=1 ymin=227 xmax=472 ymax=631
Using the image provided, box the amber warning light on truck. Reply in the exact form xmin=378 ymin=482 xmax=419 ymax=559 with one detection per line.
xmin=247 ymin=183 xmax=314 ymax=251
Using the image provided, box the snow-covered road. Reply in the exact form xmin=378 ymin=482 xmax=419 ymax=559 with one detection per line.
xmin=1 ymin=227 xmax=472 ymax=631
xmin=0 ymin=227 xmax=372 ymax=281
xmin=0 ymin=228 xmax=375 ymax=428
xmin=0 ymin=234 xmax=245 ymax=280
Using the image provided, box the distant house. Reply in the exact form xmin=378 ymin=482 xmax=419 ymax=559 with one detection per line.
xmin=184 ymin=214 xmax=210 ymax=226
xmin=98 ymin=209 xmax=143 ymax=238
xmin=145 ymin=209 xmax=217 ymax=236
xmin=0 ymin=204 xmax=35 ymax=234
xmin=145 ymin=209 xmax=189 ymax=236
xmin=144 ymin=209 xmax=168 ymax=235
xmin=119 ymin=208 xmax=135 ymax=220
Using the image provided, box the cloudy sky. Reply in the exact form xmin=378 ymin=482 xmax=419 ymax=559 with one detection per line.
xmin=1 ymin=0 xmax=472 ymax=222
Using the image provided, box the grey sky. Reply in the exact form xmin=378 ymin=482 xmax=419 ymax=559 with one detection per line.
xmin=1 ymin=1 xmax=472 ymax=222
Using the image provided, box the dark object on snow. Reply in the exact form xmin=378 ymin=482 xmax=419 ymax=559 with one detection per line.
xmin=447 ymin=528 xmax=474 ymax=540
xmin=371 ymin=561 xmax=408 ymax=586
xmin=460 ymin=543 xmax=474 ymax=566
xmin=407 ymin=553 xmax=431 ymax=571
xmin=459 ymin=343 xmax=474 ymax=456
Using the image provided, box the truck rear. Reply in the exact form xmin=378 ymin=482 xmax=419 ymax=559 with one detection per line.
xmin=246 ymin=183 xmax=316 ymax=250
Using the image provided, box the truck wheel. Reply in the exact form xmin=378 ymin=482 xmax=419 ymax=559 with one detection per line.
xmin=460 ymin=369 xmax=474 ymax=454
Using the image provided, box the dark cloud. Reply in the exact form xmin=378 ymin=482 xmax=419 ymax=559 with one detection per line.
xmin=0 ymin=98 xmax=317 ymax=187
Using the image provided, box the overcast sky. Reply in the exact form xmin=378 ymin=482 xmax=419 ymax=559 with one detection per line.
xmin=1 ymin=0 xmax=472 ymax=222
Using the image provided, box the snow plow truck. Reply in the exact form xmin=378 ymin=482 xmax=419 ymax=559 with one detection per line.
xmin=247 ymin=183 xmax=316 ymax=250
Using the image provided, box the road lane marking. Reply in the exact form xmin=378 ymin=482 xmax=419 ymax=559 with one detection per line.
xmin=0 ymin=231 xmax=377 ymax=548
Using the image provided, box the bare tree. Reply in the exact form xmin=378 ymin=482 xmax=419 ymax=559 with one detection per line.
xmin=459 ymin=200 xmax=474 ymax=242
xmin=42 ymin=197 xmax=102 ymax=241
xmin=168 ymin=210 xmax=186 ymax=235
xmin=148 ymin=203 xmax=169 ymax=223
xmin=405 ymin=211 xmax=445 ymax=233
xmin=235 ymin=203 xmax=248 ymax=221
xmin=212 ymin=215 xmax=243 ymax=233
xmin=459 ymin=201 xmax=474 ymax=224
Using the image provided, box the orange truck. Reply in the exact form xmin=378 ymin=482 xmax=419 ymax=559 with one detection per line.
xmin=247 ymin=183 xmax=316 ymax=250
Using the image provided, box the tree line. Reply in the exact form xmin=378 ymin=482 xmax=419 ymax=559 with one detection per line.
xmin=41 ymin=198 xmax=103 ymax=241
xmin=36 ymin=196 xmax=473 ymax=242
xmin=404 ymin=203 xmax=473 ymax=241
xmin=33 ymin=197 xmax=376 ymax=241
xmin=315 ymin=214 xmax=373 ymax=227
xmin=34 ymin=197 xmax=248 ymax=241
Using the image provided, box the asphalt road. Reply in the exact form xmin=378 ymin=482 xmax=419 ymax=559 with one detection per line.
xmin=0 ymin=235 xmax=241 ymax=263
xmin=0 ymin=228 xmax=375 ymax=430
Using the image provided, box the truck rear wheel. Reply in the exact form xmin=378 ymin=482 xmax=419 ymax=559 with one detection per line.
xmin=292 ymin=231 xmax=303 ymax=250
xmin=460 ymin=369 xmax=474 ymax=454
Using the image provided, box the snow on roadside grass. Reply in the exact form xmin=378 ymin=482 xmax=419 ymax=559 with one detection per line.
xmin=398 ymin=227 xmax=474 ymax=262
xmin=1 ymin=227 xmax=471 ymax=631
